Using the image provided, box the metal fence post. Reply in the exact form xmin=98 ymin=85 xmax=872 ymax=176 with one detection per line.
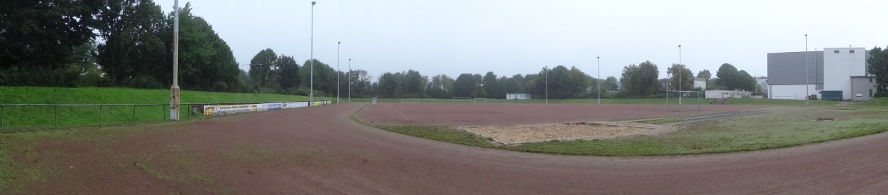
xmin=1 ymin=105 xmax=4 ymax=130
xmin=99 ymin=105 xmax=103 ymax=127
xmin=133 ymin=105 xmax=137 ymax=122
xmin=54 ymin=105 xmax=58 ymax=127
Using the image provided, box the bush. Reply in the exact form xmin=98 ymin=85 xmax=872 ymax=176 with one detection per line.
xmin=0 ymin=65 xmax=80 ymax=87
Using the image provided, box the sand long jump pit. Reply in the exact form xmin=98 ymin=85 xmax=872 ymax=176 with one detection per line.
xmin=358 ymin=103 xmax=766 ymax=144
xmin=460 ymin=121 xmax=676 ymax=144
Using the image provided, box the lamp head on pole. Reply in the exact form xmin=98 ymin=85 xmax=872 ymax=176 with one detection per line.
xmin=312 ymin=1 xmax=316 ymax=6
xmin=338 ymin=41 xmax=341 ymax=45
xmin=678 ymin=44 xmax=681 ymax=48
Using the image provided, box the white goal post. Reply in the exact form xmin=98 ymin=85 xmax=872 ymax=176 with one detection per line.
xmin=666 ymin=90 xmax=703 ymax=111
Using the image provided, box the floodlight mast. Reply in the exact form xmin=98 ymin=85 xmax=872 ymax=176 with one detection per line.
xmin=348 ymin=58 xmax=352 ymax=103
xmin=337 ymin=41 xmax=341 ymax=103
xmin=170 ymin=0 xmax=180 ymax=120
xmin=309 ymin=1 xmax=316 ymax=105
xmin=545 ymin=66 xmax=549 ymax=104
xmin=678 ymin=44 xmax=682 ymax=105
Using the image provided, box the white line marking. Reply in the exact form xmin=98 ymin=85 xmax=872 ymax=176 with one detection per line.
xmin=384 ymin=104 xmax=411 ymax=121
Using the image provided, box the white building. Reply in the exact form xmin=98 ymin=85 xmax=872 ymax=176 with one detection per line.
xmin=705 ymin=90 xmax=752 ymax=98
xmin=693 ymin=78 xmax=706 ymax=90
xmin=506 ymin=93 xmax=531 ymax=100
xmin=755 ymin=77 xmax=768 ymax=95
xmin=767 ymin=47 xmax=873 ymax=101
xmin=823 ymin=47 xmax=868 ymax=100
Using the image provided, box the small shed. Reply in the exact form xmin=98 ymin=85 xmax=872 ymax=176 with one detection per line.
xmin=506 ymin=93 xmax=531 ymax=100
xmin=820 ymin=90 xmax=843 ymax=101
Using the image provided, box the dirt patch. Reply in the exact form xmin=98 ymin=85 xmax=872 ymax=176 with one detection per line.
xmin=460 ymin=121 xmax=677 ymax=144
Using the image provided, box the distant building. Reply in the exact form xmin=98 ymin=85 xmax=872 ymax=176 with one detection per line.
xmin=767 ymin=47 xmax=876 ymax=101
xmin=705 ymin=90 xmax=752 ymax=98
xmin=755 ymin=77 xmax=768 ymax=97
xmin=850 ymin=76 xmax=878 ymax=101
xmin=693 ymin=78 xmax=706 ymax=90
xmin=506 ymin=93 xmax=531 ymax=100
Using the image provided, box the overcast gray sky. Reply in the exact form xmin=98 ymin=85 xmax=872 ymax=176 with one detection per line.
xmin=158 ymin=0 xmax=888 ymax=81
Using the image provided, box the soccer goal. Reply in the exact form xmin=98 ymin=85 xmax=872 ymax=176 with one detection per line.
xmin=399 ymin=98 xmax=437 ymax=103
xmin=472 ymin=98 xmax=497 ymax=103
xmin=666 ymin=90 xmax=704 ymax=112
xmin=452 ymin=97 xmax=472 ymax=103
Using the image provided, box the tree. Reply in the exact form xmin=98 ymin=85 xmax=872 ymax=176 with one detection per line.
xmin=348 ymin=69 xmax=373 ymax=98
xmin=605 ymin=76 xmax=618 ymax=91
xmin=428 ymin=74 xmax=454 ymax=98
xmin=300 ymin=59 xmax=335 ymax=96
xmin=249 ymin=49 xmax=278 ymax=90
xmin=237 ymin=70 xmax=252 ymax=92
xmin=868 ymin=46 xmax=888 ymax=96
xmin=276 ymin=55 xmax=300 ymax=91
xmin=715 ymin=63 xmax=754 ymax=91
xmin=502 ymin=74 xmax=527 ymax=94
xmin=155 ymin=3 xmax=242 ymax=92
xmin=716 ymin=63 xmax=737 ymax=88
xmin=1 ymin=0 xmax=102 ymax=86
xmin=377 ymin=72 xmax=399 ymax=98
xmin=96 ymin=0 xmax=168 ymax=88
xmin=71 ymin=40 xmax=109 ymax=87
xmin=697 ymin=69 xmax=711 ymax=80
xmin=529 ymin=66 xmax=588 ymax=99
xmin=562 ymin=66 xmax=589 ymax=98
xmin=482 ymin=71 xmax=502 ymax=98
xmin=737 ymin=70 xmax=756 ymax=92
xmin=402 ymin=70 xmax=427 ymax=97
xmin=667 ymin=64 xmax=694 ymax=91
xmin=620 ymin=61 xmax=660 ymax=96
xmin=453 ymin=73 xmax=479 ymax=97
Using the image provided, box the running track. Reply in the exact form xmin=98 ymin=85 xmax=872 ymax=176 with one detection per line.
xmin=26 ymin=103 xmax=888 ymax=193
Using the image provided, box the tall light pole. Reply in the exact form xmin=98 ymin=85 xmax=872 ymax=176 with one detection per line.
xmin=545 ymin=66 xmax=548 ymax=104
xmin=337 ymin=41 xmax=341 ymax=103
xmin=309 ymin=1 xmax=316 ymax=105
xmin=805 ymin=34 xmax=809 ymax=105
xmin=678 ymin=44 xmax=682 ymax=105
xmin=348 ymin=58 xmax=352 ymax=103
xmin=597 ymin=56 xmax=600 ymax=104
xmin=170 ymin=0 xmax=180 ymax=121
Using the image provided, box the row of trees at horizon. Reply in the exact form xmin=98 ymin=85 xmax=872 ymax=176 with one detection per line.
xmin=362 ymin=61 xmax=761 ymax=99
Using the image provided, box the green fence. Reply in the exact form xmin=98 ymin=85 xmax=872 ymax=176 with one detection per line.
xmin=0 ymin=104 xmax=205 ymax=132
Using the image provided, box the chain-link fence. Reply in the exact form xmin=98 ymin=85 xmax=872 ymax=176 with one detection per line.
xmin=0 ymin=103 xmax=206 ymax=132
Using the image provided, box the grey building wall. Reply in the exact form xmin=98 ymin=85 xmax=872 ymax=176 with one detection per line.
xmin=767 ymin=51 xmax=823 ymax=85
xmin=850 ymin=76 xmax=877 ymax=101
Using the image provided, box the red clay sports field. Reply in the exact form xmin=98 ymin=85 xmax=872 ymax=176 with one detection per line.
xmin=15 ymin=103 xmax=888 ymax=194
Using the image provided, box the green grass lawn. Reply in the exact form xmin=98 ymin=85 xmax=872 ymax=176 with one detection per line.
xmin=362 ymin=101 xmax=888 ymax=156
xmin=0 ymin=87 xmax=323 ymax=130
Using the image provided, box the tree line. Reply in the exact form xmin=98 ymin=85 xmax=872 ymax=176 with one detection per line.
xmin=244 ymin=48 xmax=374 ymax=98
xmin=2 ymin=0 xmax=244 ymax=92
